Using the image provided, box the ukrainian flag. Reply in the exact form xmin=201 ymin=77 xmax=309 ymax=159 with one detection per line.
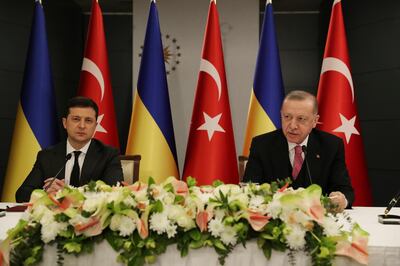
xmin=1 ymin=0 xmax=59 ymax=202
xmin=126 ymin=0 xmax=179 ymax=183
xmin=243 ymin=0 xmax=284 ymax=156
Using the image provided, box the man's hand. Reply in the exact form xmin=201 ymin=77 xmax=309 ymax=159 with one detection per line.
xmin=329 ymin=191 xmax=347 ymax=213
xmin=43 ymin=178 xmax=65 ymax=195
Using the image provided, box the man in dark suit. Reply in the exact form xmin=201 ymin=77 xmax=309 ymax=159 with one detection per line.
xmin=243 ymin=90 xmax=354 ymax=212
xmin=16 ymin=97 xmax=123 ymax=202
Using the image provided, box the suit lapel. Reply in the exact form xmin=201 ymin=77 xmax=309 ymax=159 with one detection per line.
xmin=52 ymin=142 xmax=67 ymax=179
xmin=80 ymin=141 xmax=99 ymax=185
xmin=306 ymin=131 xmax=322 ymax=184
xmin=273 ymin=131 xmax=291 ymax=179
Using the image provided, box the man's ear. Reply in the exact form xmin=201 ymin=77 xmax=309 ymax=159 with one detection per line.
xmin=62 ymin=117 xmax=67 ymax=129
xmin=313 ymin=114 xmax=320 ymax=128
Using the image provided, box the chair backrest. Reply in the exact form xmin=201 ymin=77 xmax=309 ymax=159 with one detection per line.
xmin=119 ymin=155 xmax=141 ymax=185
xmin=238 ymin=155 xmax=249 ymax=182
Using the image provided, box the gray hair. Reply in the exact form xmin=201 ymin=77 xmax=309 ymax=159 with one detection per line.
xmin=284 ymin=90 xmax=318 ymax=114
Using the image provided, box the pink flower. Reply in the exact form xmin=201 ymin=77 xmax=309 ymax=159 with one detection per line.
xmin=196 ymin=211 xmax=212 ymax=232
xmin=247 ymin=210 xmax=271 ymax=231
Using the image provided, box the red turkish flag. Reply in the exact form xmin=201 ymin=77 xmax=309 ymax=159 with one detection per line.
xmin=77 ymin=0 xmax=119 ymax=148
xmin=317 ymin=0 xmax=372 ymax=206
xmin=183 ymin=0 xmax=239 ymax=185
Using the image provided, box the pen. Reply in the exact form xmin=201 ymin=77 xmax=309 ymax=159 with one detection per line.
xmin=0 ymin=211 xmax=6 ymax=218
xmin=384 ymin=197 xmax=399 ymax=215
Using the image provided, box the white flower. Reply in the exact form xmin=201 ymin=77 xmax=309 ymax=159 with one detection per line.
xmin=110 ymin=214 xmax=122 ymax=231
xmin=176 ymin=215 xmax=195 ymax=230
xmin=31 ymin=205 xmax=50 ymax=222
xmin=122 ymin=196 xmax=137 ymax=208
xmin=135 ymin=189 xmax=149 ymax=203
xmin=213 ymin=209 xmax=225 ymax=220
xmin=150 ymin=212 xmax=170 ymax=235
xmin=323 ymin=215 xmax=341 ymax=237
xmin=118 ymin=215 xmax=136 ymax=237
xmin=208 ymin=218 xmax=224 ymax=237
xmin=105 ymin=191 xmax=123 ymax=204
xmin=40 ymin=209 xmax=55 ymax=226
xmin=249 ymin=195 xmax=268 ymax=213
xmin=220 ymin=225 xmax=237 ymax=246
xmin=266 ymin=199 xmax=282 ymax=219
xmin=165 ymin=205 xmax=183 ymax=221
xmin=166 ymin=223 xmax=177 ymax=238
xmin=83 ymin=194 xmax=105 ymax=213
xmin=191 ymin=187 xmax=213 ymax=205
xmin=249 ymin=195 xmax=265 ymax=208
xmin=161 ymin=192 xmax=175 ymax=205
xmin=41 ymin=221 xmax=68 ymax=243
xmin=231 ymin=193 xmax=249 ymax=206
xmin=335 ymin=212 xmax=353 ymax=232
xmin=284 ymin=225 xmax=306 ymax=250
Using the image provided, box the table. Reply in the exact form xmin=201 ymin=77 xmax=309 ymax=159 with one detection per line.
xmin=1 ymin=204 xmax=399 ymax=265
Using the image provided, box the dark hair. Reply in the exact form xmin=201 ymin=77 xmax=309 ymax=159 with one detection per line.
xmin=284 ymin=90 xmax=318 ymax=114
xmin=64 ymin=96 xmax=99 ymax=118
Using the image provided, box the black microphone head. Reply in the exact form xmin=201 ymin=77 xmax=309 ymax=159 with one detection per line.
xmin=65 ymin=153 xmax=72 ymax=161
xmin=301 ymin=145 xmax=307 ymax=154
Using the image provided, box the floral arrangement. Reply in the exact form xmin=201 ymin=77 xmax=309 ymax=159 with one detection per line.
xmin=0 ymin=177 xmax=369 ymax=266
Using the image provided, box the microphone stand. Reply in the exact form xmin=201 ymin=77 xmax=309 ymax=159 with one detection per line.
xmin=301 ymin=145 xmax=313 ymax=185
xmin=44 ymin=153 xmax=72 ymax=191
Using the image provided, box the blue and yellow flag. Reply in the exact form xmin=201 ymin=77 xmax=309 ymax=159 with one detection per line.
xmin=1 ymin=0 xmax=59 ymax=202
xmin=126 ymin=0 xmax=179 ymax=183
xmin=243 ymin=0 xmax=284 ymax=156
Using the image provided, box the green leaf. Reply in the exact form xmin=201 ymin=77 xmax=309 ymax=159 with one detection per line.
xmin=213 ymin=239 xmax=227 ymax=251
xmin=151 ymin=200 xmax=163 ymax=213
xmin=189 ymin=239 xmax=204 ymax=249
xmin=87 ymin=181 xmax=97 ymax=192
xmin=163 ymin=183 xmax=174 ymax=193
xmin=189 ymin=229 xmax=201 ymax=241
xmin=186 ymin=176 xmax=197 ymax=187
xmin=262 ymin=243 xmax=272 ymax=259
xmin=174 ymin=195 xmax=185 ymax=204
xmin=63 ymin=242 xmax=82 ymax=253
xmin=147 ymin=177 xmax=156 ymax=186
xmin=105 ymin=230 xmax=125 ymax=251
xmin=212 ymin=180 xmax=224 ymax=187
xmin=54 ymin=213 xmax=70 ymax=223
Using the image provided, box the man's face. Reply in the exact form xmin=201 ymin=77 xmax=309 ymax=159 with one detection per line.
xmin=281 ymin=98 xmax=319 ymax=144
xmin=62 ymin=107 xmax=97 ymax=147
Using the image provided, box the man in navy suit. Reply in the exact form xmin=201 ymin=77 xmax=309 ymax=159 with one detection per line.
xmin=243 ymin=90 xmax=354 ymax=212
xmin=16 ymin=97 xmax=123 ymax=202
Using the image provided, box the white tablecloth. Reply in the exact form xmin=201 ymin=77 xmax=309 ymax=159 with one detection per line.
xmin=1 ymin=204 xmax=399 ymax=265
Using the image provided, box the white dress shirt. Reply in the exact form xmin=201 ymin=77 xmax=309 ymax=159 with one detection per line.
xmin=287 ymin=136 xmax=309 ymax=167
xmin=64 ymin=139 xmax=91 ymax=185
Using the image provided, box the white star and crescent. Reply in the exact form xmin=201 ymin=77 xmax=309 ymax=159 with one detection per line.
xmin=81 ymin=57 xmax=108 ymax=135
xmin=333 ymin=113 xmax=359 ymax=144
xmin=95 ymin=114 xmax=107 ymax=134
xmin=197 ymin=112 xmax=225 ymax=141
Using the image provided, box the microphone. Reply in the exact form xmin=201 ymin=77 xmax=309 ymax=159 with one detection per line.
xmin=301 ymin=145 xmax=313 ymax=185
xmin=44 ymin=153 xmax=72 ymax=191
xmin=384 ymin=189 xmax=400 ymax=215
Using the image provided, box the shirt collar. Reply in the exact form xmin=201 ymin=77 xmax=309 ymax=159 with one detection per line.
xmin=288 ymin=135 xmax=309 ymax=151
xmin=66 ymin=139 xmax=92 ymax=155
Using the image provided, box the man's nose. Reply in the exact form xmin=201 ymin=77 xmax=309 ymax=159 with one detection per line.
xmin=78 ymin=120 xmax=85 ymax=128
xmin=289 ymin=119 xmax=298 ymax=129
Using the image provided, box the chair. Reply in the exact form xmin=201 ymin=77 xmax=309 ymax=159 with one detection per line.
xmin=119 ymin=155 xmax=141 ymax=185
xmin=238 ymin=155 xmax=249 ymax=182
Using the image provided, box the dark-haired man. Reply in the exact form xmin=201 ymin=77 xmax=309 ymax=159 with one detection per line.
xmin=243 ymin=90 xmax=354 ymax=212
xmin=16 ymin=96 xmax=123 ymax=202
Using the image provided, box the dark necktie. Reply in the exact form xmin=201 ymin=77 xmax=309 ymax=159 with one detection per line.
xmin=70 ymin=151 xmax=82 ymax=187
xmin=292 ymin=145 xmax=304 ymax=179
